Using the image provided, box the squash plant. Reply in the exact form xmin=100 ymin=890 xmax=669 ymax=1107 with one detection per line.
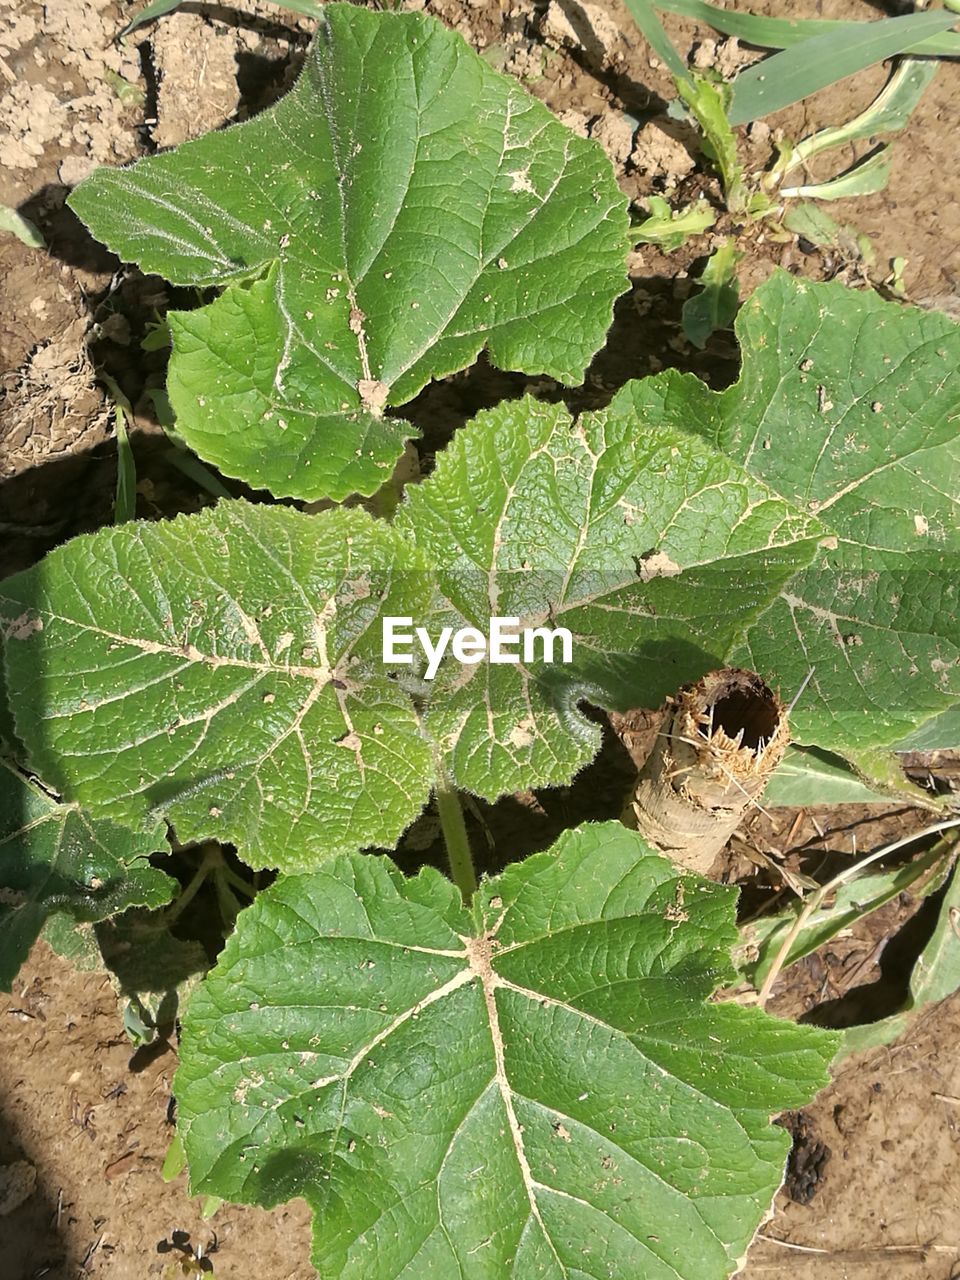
xmin=1 ymin=6 xmax=959 ymax=1277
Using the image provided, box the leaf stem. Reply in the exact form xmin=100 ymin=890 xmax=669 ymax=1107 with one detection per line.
xmin=433 ymin=755 xmax=478 ymax=904
xmin=163 ymin=843 xmax=221 ymax=925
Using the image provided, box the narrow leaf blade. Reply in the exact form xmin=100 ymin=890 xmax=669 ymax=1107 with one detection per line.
xmin=118 ymin=0 xmax=183 ymax=39
xmin=622 ymin=0 xmax=693 ymax=85
xmin=653 ymin=0 xmax=960 ymax=57
xmin=727 ymin=11 xmax=957 ymax=125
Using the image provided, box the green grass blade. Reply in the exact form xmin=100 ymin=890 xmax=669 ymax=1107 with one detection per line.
xmin=728 ymin=10 xmax=958 ymax=124
xmin=654 ymin=0 xmax=960 ymax=57
xmin=99 ymin=374 xmax=137 ymax=523
xmin=113 ymin=400 xmax=137 ymax=523
xmin=119 ymin=0 xmax=183 ymax=38
xmin=164 ymin=449 xmax=235 ymax=502
xmin=622 ymin=0 xmax=693 ymax=85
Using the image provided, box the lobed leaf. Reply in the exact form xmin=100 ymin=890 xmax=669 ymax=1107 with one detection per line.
xmin=175 ymin=822 xmax=838 ymax=1279
xmin=1 ymin=396 xmax=820 ymax=854
xmin=0 ymin=503 xmax=435 ymax=871
xmin=0 ymin=760 xmax=172 ymax=990
xmin=397 ymin=396 xmax=821 ymax=799
xmin=612 ymin=272 xmax=960 ymax=753
xmin=70 ymin=4 xmax=630 ymax=502
xmin=4 ymin=275 xmax=954 ymax=857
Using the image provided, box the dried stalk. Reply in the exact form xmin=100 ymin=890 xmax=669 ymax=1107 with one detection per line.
xmin=623 ymin=668 xmax=790 ymax=876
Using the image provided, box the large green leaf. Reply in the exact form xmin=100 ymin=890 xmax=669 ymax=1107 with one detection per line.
xmin=612 ymin=273 xmax=960 ymax=753
xmin=175 ymin=822 xmax=837 ymax=1279
xmin=69 ymin=4 xmax=630 ymax=502
xmin=0 ymin=760 xmax=172 ymax=990
xmin=398 ymin=397 xmax=821 ymax=798
xmin=0 ymin=504 xmax=435 ymax=871
xmin=1 ymin=399 xmax=820 ymax=855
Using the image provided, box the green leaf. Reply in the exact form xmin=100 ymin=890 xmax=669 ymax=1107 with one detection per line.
xmin=0 ymin=205 xmax=45 ymax=250
xmin=175 ymin=822 xmax=838 ymax=1278
xmin=763 ymin=745 xmax=890 ymax=807
xmin=119 ymin=0 xmax=183 ymax=38
xmin=653 ymin=0 xmax=960 ymax=58
xmin=633 ymin=196 xmax=716 ymax=250
xmin=727 ymin=11 xmax=958 ymax=125
xmin=71 ymin=4 xmax=630 ymax=502
xmin=397 ymin=396 xmax=821 ymax=799
xmin=0 ymin=760 xmax=173 ymax=991
xmin=0 ymin=503 xmax=435 ymax=871
xmin=622 ymin=0 xmax=693 ymax=87
xmin=681 ymin=239 xmax=742 ymax=349
xmin=2 ymin=396 xmax=820 ymax=843
xmin=894 ymin=704 xmax=960 ymax=752
xmin=774 ymin=58 xmax=938 ymax=182
xmin=742 ymin=837 xmax=949 ymax=991
xmin=102 ymin=907 xmax=209 ymax=1044
xmin=781 ymin=146 xmax=894 ymax=202
xmin=612 ymin=272 xmax=960 ymax=753
xmin=676 ymin=76 xmax=746 ymax=211
xmin=842 ymin=857 xmax=960 ymax=1056
xmin=781 ymin=204 xmax=875 ymax=266
xmin=100 ymin=372 xmax=138 ymax=524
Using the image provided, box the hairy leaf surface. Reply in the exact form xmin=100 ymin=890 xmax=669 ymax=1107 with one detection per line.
xmin=399 ymin=396 xmax=821 ymax=797
xmin=612 ymin=272 xmax=960 ymax=751
xmin=68 ymin=4 xmax=630 ymax=501
xmin=0 ymin=760 xmax=172 ymax=990
xmin=1 ymin=400 xmax=820 ymax=853
xmin=0 ymin=504 xmax=434 ymax=870
xmin=176 ymin=822 xmax=837 ymax=1279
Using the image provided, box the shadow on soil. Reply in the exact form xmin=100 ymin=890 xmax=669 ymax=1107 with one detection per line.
xmin=0 ymin=1084 xmax=79 ymax=1280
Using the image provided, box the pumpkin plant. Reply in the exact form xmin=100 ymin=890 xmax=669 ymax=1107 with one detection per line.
xmin=1 ymin=6 xmax=958 ymax=1276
